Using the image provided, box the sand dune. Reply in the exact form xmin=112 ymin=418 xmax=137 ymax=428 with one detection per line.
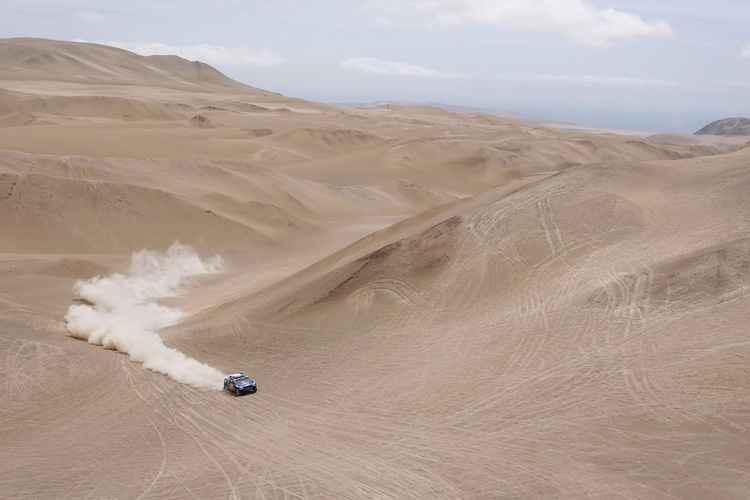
xmin=0 ymin=149 xmax=457 ymax=253
xmin=0 ymin=171 xmax=272 ymax=253
xmin=264 ymin=127 xmax=386 ymax=151
xmin=0 ymin=38 xmax=715 ymax=194
xmin=2 ymin=38 xmax=750 ymax=499
xmin=0 ymin=93 xmax=180 ymax=121
xmin=225 ymin=154 xmax=738 ymax=323
xmin=0 ymin=38 xmax=249 ymax=90
xmin=0 ymin=110 xmax=58 ymax=127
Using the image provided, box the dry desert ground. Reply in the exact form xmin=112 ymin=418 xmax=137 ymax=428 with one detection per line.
xmin=1 ymin=38 xmax=750 ymax=498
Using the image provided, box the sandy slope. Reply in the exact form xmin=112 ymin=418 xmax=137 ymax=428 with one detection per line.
xmin=1 ymin=38 xmax=749 ymax=498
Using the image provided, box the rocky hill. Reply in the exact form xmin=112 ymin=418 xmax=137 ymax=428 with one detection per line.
xmin=695 ymin=117 xmax=750 ymax=136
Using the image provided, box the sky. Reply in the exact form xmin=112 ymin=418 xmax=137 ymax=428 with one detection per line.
xmin=2 ymin=0 xmax=750 ymax=133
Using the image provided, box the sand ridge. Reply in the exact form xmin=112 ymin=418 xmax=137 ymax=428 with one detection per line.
xmin=1 ymin=38 xmax=750 ymax=498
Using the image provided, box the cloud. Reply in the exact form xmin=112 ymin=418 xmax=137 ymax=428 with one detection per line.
xmin=507 ymin=74 xmax=678 ymax=86
xmin=368 ymin=0 xmax=673 ymax=47
xmin=741 ymin=44 xmax=750 ymax=59
xmin=341 ymin=57 xmax=465 ymax=78
xmin=66 ymin=243 xmax=226 ymax=390
xmin=98 ymin=41 xmax=287 ymax=66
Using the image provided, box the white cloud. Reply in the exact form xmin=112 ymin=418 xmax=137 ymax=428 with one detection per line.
xmin=741 ymin=44 xmax=750 ymax=59
xmin=368 ymin=0 xmax=673 ymax=47
xmin=99 ymin=41 xmax=287 ymax=66
xmin=511 ymin=74 xmax=678 ymax=86
xmin=341 ymin=57 xmax=465 ymax=78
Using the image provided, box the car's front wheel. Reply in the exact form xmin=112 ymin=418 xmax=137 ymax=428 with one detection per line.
xmin=235 ymin=387 xmax=241 ymax=396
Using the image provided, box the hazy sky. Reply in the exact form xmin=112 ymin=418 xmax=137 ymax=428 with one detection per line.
xmin=3 ymin=0 xmax=750 ymax=132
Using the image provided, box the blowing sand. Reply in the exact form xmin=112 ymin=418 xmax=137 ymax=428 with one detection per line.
xmin=1 ymin=38 xmax=749 ymax=498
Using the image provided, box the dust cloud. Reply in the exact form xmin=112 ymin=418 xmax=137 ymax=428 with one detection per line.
xmin=65 ymin=242 xmax=226 ymax=389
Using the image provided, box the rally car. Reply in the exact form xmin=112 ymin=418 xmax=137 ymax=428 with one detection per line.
xmin=224 ymin=373 xmax=257 ymax=396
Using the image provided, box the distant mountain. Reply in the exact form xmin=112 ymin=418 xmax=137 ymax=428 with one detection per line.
xmin=337 ymin=101 xmax=575 ymax=126
xmin=695 ymin=117 xmax=750 ymax=136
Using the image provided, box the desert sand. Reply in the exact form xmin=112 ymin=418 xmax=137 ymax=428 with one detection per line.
xmin=1 ymin=38 xmax=749 ymax=498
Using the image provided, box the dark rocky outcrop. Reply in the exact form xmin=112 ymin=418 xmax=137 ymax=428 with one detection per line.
xmin=695 ymin=117 xmax=750 ymax=136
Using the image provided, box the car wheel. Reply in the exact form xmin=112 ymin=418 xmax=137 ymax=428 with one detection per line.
xmin=235 ymin=387 xmax=241 ymax=397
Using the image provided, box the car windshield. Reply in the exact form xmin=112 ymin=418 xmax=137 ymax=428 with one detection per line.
xmin=235 ymin=377 xmax=252 ymax=384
